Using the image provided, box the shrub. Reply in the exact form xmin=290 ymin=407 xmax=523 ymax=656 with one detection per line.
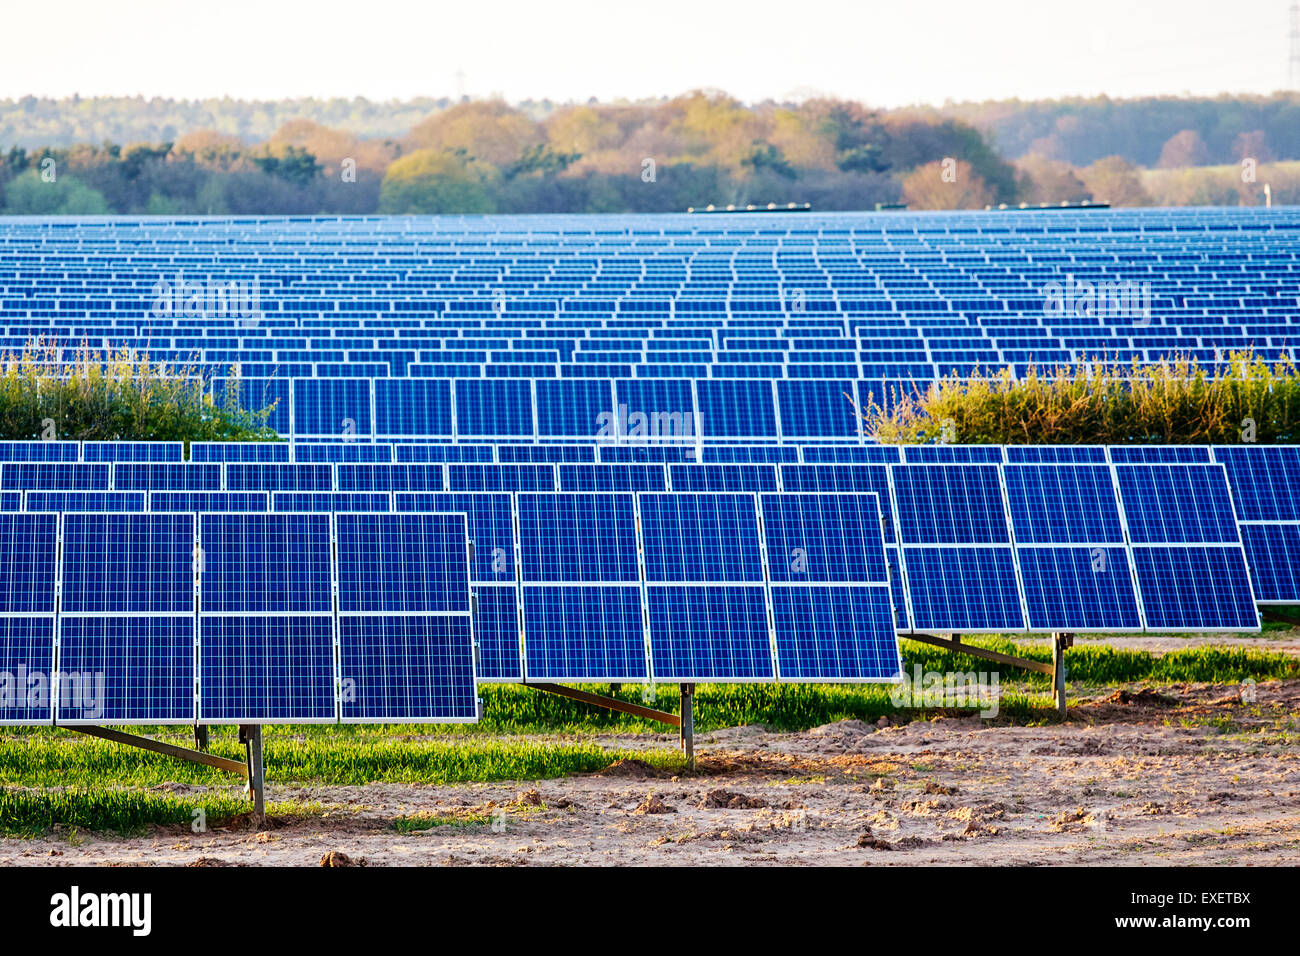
xmin=861 ymin=350 xmax=1300 ymax=445
xmin=0 ymin=342 xmax=280 ymax=444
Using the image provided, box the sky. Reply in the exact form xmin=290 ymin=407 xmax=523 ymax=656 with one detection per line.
xmin=1 ymin=0 xmax=1295 ymax=106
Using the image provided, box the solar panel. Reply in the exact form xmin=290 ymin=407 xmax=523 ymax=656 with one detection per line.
xmin=374 ymin=379 xmax=453 ymax=438
xmin=456 ymin=380 xmax=533 ymax=437
xmin=1211 ymin=445 xmax=1300 ymax=522
xmin=901 ymin=445 xmax=1007 ymax=464
xmin=0 ymin=618 xmax=56 ymax=724
xmin=293 ymin=378 xmax=373 ymax=438
xmin=668 ymin=463 xmax=779 ymax=492
xmin=557 ymin=463 xmax=667 ymax=492
xmin=293 ymin=443 xmax=394 ymax=463
xmin=1108 ymin=446 xmax=1213 ymax=464
xmin=0 ymin=513 xmax=58 ymax=615
xmin=335 ymin=513 xmax=470 ymax=613
xmin=190 ymin=442 xmax=289 ymax=463
xmin=81 ymin=442 xmax=184 ymax=463
xmin=775 ymin=381 xmax=862 ymax=438
xmin=24 ymin=491 xmax=147 ymax=512
xmin=0 ymin=493 xmax=20 ymax=511
xmin=394 ymin=444 xmax=495 ymax=463
xmin=1239 ymin=524 xmax=1300 ymax=603
xmin=1114 ymin=463 xmax=1259 ymax=631
xmin=638 ymin=492 xmax=772 ymax=681
xmin=535 ymin=380 xmax=613 ymax=437
xmin=516 ymin=492 xmax=646 ymax=681
xmin=225 ymin=463 xmax=334 ymax=492
xmin=0 ymin=441 xmax=79 ymax=463
xmin=336 ymin=463 xmax=444 ymax=492
xmin=1003 ymin=464 xmax=1141 ymax=631
xmin=334 ymin=513 xmax=476 ymax=721
xmin=112 ymin=463 xmax=221 ymax=491
xmin=695 ymin=381 xmax=777 ymax=437
xmin=759 ymin=493 xmax=900 ymax=680
xmin=0 ymin=463 xmax=109 ymax=491
xmin=891 ymin=464 xmax=1026 ymax=632
xmin=61 ymin=513 xmax=195 ymax=614
xmin=1003 ymin=446 xmax=1109 ymax=464
xmin=447 ymin=463 xmax=555 ymax=491
xmin=148 ymin=491 xmax=270 ymax=513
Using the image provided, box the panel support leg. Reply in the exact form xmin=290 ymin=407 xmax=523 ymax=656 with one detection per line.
xmin=239 ymin=725 xmax=266 ymax=822
xmin=194 ymin=724 xmax=208 ymax=752
xmin=679 ymin=683 xmax=695 ymax=770
xmin=1051 ymin=633 xmax=1073 ymax=716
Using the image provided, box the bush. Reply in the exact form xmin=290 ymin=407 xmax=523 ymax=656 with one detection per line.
xmin=0 ymin=343 xmax=280 ymax=444
xmin=863 ymin=351 xmax=1300 ymax=445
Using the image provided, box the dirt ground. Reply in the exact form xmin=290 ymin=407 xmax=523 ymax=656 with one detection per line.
xmin=3 ymin=678 xmax=1297 ymax=867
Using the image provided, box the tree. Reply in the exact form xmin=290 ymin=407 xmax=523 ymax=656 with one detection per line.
xmin=1079 ymin=156 xmax=1152 ymax=206
xmin=1232 ymin=130 xmax=1273 ymax=163
xmin=378 ymin=148 xmax=495 ymax=213
xmin=3 ymin=171 xmax=110 ymax=214
xmin=1158 ymin=129 xmax=1210 ymax=169
xmin=900 ymin=160 xmax=992 ymax=210
xmin=1015 ymin=154 xmax=1091 ymax=204
xmin=406 ymin=101 xmax=541 ymax=167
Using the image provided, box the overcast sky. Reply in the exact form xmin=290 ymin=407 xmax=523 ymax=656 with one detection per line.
xmin=2 ymin=0 xmax=1294 ymax=106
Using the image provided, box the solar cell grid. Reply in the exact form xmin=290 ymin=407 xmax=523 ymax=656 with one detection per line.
xmin=60 ymin=513 xmax=194 ymax=615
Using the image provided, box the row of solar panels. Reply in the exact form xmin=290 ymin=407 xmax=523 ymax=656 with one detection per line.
xmin=0 ymin=512 xmax=477 ymax=726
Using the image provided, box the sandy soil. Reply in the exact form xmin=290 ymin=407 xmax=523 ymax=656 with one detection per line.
xmin=3 ymin=679 xmax=1297 ymax=867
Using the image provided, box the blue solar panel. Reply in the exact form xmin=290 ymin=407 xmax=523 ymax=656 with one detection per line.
xmin=61 ymin=513 xmax=194 ymax=614
xmin=112 ymin=463 xmax=221 ymax=491
xmin=272 ymin=492 xmax=393 ymax=512
xmin=294 ymin=378 xmax=373 ymax=437
xmin=1239 ymin=524 xmax=1300 ymax=603
xmin=612 ymin=380 xmax=694 ymax=440
xmin=374 ymin=379 xmax=453 ymax=437
xmin=639 ymin=493 xmax=765 ymax=583
xmin=81 ymin=442 xmax=185 ymax=463
xmin=198 ymin=513 xmax=332 ymax=614
xmin=696 ymin=381 xmax=777 ymax=437
xmin=760 ymin=493 xmax=889 ymax=583
xmin=521 ymin=586 xmax=647 ymax=682
xmin=1211 ymin=445 xmax=1300 ymax=522
xmin=498 ymin=444 xmax=596 ymax=463
xmin=190 ymin=442 xmax=289 ymax=463
xmin=394 ymin=444 xmax=495 ymax=463
xmin=902 ymin=445 xmax=1006 ymax=464
xmin=1108 ymin=446 xmax=1213 ymax=464
xmin=24 ymin=491 xmax=147 ymax=512
xmin=392 ymin=493 xmax=515 ymax=581
xmin=447 ymin=463 xmax=555 ymax=491
xmin=1003 ymin=464 xmax=1125 ymax=544
xmin=536 ymin=380 xmax=613 ymax=437
xmin=800 ymin=445 xmax=901 ymax=464
xmin=336 ymin=463 xmax=444 ymax=492
xmin=902 ymin=548 xmax=1027 ymax=632
xmin=225 ymin=463 xmax=334 ymax=492
xmin=557 ymin=463 xmax=667 ymax=492
xmin=645 ymin=585 xmax=773 ymax=681
xmin=149 ymin=491 xmax=269 ymax=512
xmin=699 ymin=445 xmax=798 ymax=464
xmin=198 ymin=616 xmax=336 ymax=723
xmin=0 ymin=441 xmax=79 ymax=463
xmin=0 ymin=492 xmax=20 ymax=511
xmin=779 ymin=464 xmax=897 ymax=542
xmin=1017 ymin=546 xmax=1142 ymax=631
xmin=1003 ymin=446 xmax=1109 ymax=464
xmin=293 ymin=443 xmax=394 ymax=463
xmin=56 ymin=617 xmax=193 ymax=724
xmin=0 ymin=618 xmax=56 ymax=724
xmin=0 ymin=513 xmax=58 ymax=613
xmin=668 ymin=463 xmax=779 ymax=492
xmin=891 ymin=464 xmax=1011 ymax=545
xmin=776 ymin=381 xmax=862 ymax=438
xmin=1132 ymin=547 xmax=1259 ymax=631
xmin=1115 ymin=464 xmax=1241 ymax=544
xmin=517 ymin=493 xmax=639 ymax=582
xmin=1 ymin=463 xmax=109 ymax=491
xmin=456 ymin=380 xmax=533 ymax=437
xmin=471 ymin=584 xmax=523 ymax=682
xmin=769 ymin=587 xmax=899 ymax=681
xmin=338 ymin=616 xmax=476 ymax=721
xmin=335 ymin=513 xmax=470 ymax=613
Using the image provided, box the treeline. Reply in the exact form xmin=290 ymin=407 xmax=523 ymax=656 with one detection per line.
xmin=1 ymin=91 xmax=1295 ymax=215
xmin=0 ymin=93 xmax=1020 ymax=214
xmin=935 ymin=93 xmax=1300 ymax=167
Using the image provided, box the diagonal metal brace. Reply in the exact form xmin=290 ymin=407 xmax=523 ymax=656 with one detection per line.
xmin=65 ymin=724 xmax=249 ymax=776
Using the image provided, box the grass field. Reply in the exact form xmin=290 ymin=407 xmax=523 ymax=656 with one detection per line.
xmin=2 ymin=637 xmax=1296 ymax=836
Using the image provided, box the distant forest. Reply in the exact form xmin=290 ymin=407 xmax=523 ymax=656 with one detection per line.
xmin=1 ymin=91 xmax=1297 ymax=215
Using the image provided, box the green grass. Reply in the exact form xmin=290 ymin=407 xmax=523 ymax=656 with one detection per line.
xmin=392 ymin=811 xmax=491 ymax=833
xmin=0 ymin=786 xmax=313 ymax=837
